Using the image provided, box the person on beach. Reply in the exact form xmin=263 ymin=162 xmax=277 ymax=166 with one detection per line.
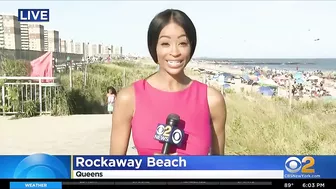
xmin=110 ymin=9 xmax=227 ymax=156
xmin=106 ymin=86 xmax=117 ymax=114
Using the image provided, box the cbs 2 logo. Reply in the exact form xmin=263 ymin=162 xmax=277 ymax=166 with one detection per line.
xmin=285 ymin=156 xmax=315 ymax=174
xmin=156 ymin=124 xmax=172 ymax=137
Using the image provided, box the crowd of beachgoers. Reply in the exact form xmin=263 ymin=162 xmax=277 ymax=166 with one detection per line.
xmin=189 ymin=60 xmax=336 ymax=101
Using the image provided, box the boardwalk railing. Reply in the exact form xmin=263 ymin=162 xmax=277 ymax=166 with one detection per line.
xmin=0 ymin=76 xmax=61 ymax=116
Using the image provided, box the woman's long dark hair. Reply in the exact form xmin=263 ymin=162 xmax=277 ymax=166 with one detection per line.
xmin=144 ymin=9 xmax=197 ymax=80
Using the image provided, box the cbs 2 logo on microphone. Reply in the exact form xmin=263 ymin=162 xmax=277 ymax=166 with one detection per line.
xmin=285 ymin=156 xmax=315 ymax=174
xmin=154 ymin=124 xmax=184 ymax=145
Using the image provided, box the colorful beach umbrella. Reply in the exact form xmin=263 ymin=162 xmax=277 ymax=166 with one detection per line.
xmin=258 ymin=86 xmax=275 ymax=96
xmin=295 ymin=78 xmax=305 ymax=84
xmin=294 ymin=72 xmax=303 ymax=79
xmin=254 ymin=72 xmax=261 ymax=76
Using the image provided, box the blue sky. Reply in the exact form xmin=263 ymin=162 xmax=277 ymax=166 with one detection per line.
xmin=1 ymin=1 xmax=336 ymax=58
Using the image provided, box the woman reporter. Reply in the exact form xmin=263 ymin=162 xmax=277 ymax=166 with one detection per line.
xmin=110 ymin=9 xmax=227 ymax=156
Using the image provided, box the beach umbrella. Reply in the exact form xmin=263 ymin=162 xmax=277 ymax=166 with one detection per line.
xmin=294 ymin=72 xmax=303 ymax=79
xmin=254 ymin=72 xmax=261 ymax=76
xmin=295 ymin=78 xmax=305 ymax=84
xmin=258 ymin=86 xmax=275 ymax=96
xmin=220 ymin=72 xmax=233 ymax=78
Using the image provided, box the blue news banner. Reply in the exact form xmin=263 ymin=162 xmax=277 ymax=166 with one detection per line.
xmin=0 ymin=154 xmax=335 ymax=181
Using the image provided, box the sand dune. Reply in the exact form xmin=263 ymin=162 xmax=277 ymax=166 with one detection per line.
xmin=0 ymin=115 xmax=138 ymax=155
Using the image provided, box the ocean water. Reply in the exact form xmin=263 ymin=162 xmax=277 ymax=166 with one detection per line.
xmin=202 ymin=58 xmax=336 ymax=71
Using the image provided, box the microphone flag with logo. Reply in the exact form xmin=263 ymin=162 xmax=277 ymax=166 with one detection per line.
xmin=154 ymin=113 xmax=185 ymax=154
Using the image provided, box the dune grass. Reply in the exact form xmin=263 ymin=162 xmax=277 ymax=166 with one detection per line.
xmin=224 ymin=93 xmax=336 ymax=155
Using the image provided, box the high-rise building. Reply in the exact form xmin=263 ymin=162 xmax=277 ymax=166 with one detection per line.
xmin=74 ymin=42 xmax=84 ymax=55
xmin=20 ymin=23 xmax=29 ymax=50
xmin=44 ymin=30 xmax=60 ymax=52
xmin=84 ymin=43 xmax=89 ymax=58
xmin=28 ymin=24 xmax=44 ymax=51
xmin=113 ymin=46 xmax=123 ymax=56
xmin=0 ymin=14 xmax=21 ymax=49
xmin=91 ymin=44 xmax=98 ymax=56
xmin=110 ymin=45 xmax=113 ymax=54
xmin=59 ymin=38 xmax=62 ymax=52
xmin=66 ymin=40 xmax=74 ymax=53
xmin=100 ymin=45 xmax=113 ymax=57
xmin=98 ymin=44 xmax=102 ymax=54
xmin=60 ymin=40 xmax=66 ymax=53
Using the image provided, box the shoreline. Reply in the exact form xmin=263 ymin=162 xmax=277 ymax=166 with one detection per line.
xmin=189 ymin=62 xmax=336 ymax=76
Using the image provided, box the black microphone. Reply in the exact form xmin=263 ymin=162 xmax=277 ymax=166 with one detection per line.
xmin=153 ymin=113 xmax=184 ymax=155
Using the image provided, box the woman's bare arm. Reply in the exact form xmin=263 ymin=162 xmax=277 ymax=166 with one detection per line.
xmin=207 ymin=87 xmax=227 ymax=155
xmin=109 ymin=86 xmax=135 ymax=155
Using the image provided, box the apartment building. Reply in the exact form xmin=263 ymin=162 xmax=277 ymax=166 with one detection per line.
xmin=103 ymin=45 xmax=110 ymax=55
xmin=0 ymin=14 xmax=21 ymax=49
xmin=66 ymin=40 xmax=74 ymax=53
xmin=113 ymin=46 xmax=123 ymax=56
xmin=74 ymin=42 xmax=84 ymax=55
xmin=97 ymin=44 xmax=102 ymax=55
xmin=28 ymin=24 xmax=44 ymax=51
xmin=44 ymin=30 xmax=60 ymax=52
xmin=84 ymin=43 xmax=89 ymax=58
xmin=20 ymin=23 xmax=29 ymax=50
xmin=91 ymin=44 xmax=98 ymax=56
xmin=60 ymin=39 xmax=66 ymax=53
xmin=110 ymin=45 xmax=113 ymax=54
xmin=99 ymin=45 xmax=113 ymax=57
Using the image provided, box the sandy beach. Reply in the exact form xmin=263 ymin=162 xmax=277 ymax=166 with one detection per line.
xmin=0 ymin=115 xmax=138 ymax=155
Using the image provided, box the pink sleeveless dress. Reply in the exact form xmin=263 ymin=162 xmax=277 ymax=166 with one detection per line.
xmin=131 ymin=79 xmax=212 ymax=155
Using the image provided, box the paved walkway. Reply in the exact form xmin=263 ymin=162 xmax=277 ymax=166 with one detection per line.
xmin=0 ymin=115 xmax=138 ymax=155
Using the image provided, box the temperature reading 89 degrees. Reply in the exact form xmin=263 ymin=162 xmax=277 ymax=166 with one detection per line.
xmin=284 ymin=183 xmax=294 ymax=188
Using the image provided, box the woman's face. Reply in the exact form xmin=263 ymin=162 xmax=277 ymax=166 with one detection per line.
xmin=156 ymin=22 xmax=191 ymax=76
